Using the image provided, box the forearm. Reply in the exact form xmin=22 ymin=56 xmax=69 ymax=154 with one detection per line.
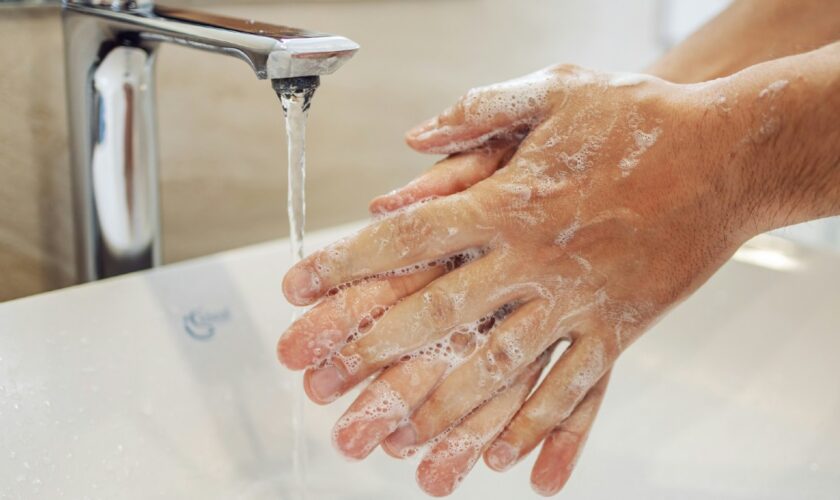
xmin=706 ymin=41 xmax=840 ymax=234
xmin=648 ymin=0 xmax=840 ymax=83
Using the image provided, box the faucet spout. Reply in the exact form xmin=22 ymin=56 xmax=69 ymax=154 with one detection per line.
xmin=67 ymin=4 xmax=359 ymax=79
xmin=154 ymin=7 xmax=358 ymax=79
xmin=272 ymin=76 xmax=320 ymax=113
xmin=62 ymin=1 xmax=358 ymax=281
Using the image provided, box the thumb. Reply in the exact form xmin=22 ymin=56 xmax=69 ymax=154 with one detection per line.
xmin=405 ymin=67 xmax=558 ymax=154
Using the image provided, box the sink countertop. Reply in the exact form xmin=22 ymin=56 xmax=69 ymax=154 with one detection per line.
xmin=1 ymin=222 xmax=839 ymax=499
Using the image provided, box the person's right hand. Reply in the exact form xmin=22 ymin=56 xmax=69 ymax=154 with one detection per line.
xmin=278 ymin=42 xmax=840 ymax=497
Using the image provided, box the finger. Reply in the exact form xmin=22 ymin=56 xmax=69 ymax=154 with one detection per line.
xmin=282 ymin=198 xmax=489 ymax=306
xmin=484 ymin=334 xmax=615 ymax=472
xmin=337 ymin=308 xmax=504 ymax=460
xmin=530 ymin=371 xmax=610 ymax=497
xmin=382 ymin=299 xmax=562 ymax=456
xmin=405 ymin=68 xmax=557 ymax=154
xmin=415 ymin=351 xmax=550 ymax=497
xmin=277 ymin=266 xmax=443 ymax=370
xmin=369 ymin=142 xmax=516 ymax=215
xmin=332 ymin=355 xmax=448 ymax=460
xmin=302 ymin=251 xmax=528 ymax=404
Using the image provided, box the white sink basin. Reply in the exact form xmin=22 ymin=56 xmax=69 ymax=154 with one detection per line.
xmin=2 ymin=222 xmax=839 ymax=499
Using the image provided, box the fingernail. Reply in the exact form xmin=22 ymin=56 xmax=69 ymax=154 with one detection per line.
xmin=406 ymin=117 xmax=438 ymax=139
xmin=307 ymin=365 xmax=344 ymax=403
xmin=486 ymin=441 xmax=518 ymax=471
xmin=531 ymin=460 xmax=563 ymax=497
xmin=417 ymin=445 xmax=478 ymax=496
xmin=284 ymin=266 xmax=321 ymax=304
xmin=531 ymin=478 xmax=561 ymax=497
xmin=333 ymin=417 xmax=393 ymax=461
xmin=384 ymin=423 xmax=417 ymax=455
xmin=370 ymin=195 xmax=396 ymax=215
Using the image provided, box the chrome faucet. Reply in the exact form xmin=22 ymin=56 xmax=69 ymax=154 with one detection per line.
xmin=62 ymin=0 xmax=358 ymax=281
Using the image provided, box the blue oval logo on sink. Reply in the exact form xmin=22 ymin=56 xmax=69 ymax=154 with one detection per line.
xmin=182 ymin=307 xmax=231 ymax=341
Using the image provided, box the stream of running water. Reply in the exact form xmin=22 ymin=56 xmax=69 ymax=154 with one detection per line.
xmin=275 ymin=76 xmax=319 ymax=500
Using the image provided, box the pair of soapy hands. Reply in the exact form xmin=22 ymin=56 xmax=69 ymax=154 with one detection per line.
xmin=276 ymin=63 xmax=761 ymax=496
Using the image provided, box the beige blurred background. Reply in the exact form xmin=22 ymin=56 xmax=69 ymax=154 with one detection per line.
xmin=0 ymin=0 xmax=665 ymax=301
xmin=3 ymin=0 xmax=837 ymax=302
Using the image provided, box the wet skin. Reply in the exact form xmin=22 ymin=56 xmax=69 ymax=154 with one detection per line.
xmin=278 ymin=41 xmax=840 ymax=497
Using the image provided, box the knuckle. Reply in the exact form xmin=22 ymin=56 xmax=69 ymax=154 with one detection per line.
xmin=549 ymin=62 xmax=582 ymax=77
xmin=583 ymin=328 xmax=619 ymax=363
xmin=516 ymin=408 xmax=548 ymax=436
xmin=333 ymin=345 xmax=365 ymax=376
xmin=459 ymin=89 xmax=482 ymax=118
xmin=556 ymin=427 xmax=584 ymax=443
xmin=420 ymin=283 xmax=458 ymax=330
xmin=390 ymin=213 xmax=434 ymax=256
xmin=486 ymin=335 xmax=523 ymax=376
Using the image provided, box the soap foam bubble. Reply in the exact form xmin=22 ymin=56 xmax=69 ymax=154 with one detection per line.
xmin=335 ymin=351 xmax=363 ymax=375
xmin=399 ymin=303 xmax=517 ymax=379
xmin=758 ymin=79 xmax=789 ymax=99
xmin=618 ymin=126 xmax=661 ymax=176
xmin=499 ymin=183 xmax=532 ymax=208
xmin=419 ymin=67 xmax=563 ymax=155
xmin=324 ymin=247 xmax=486 ymax=300
xmin=554 ymin=217 xmax=581 ymax=246
xmin=331 ymin=380 xmax=408 ymax=457
xmin=567 ymin=340 xmax=605 ymax=394
xmin=464 ymin=68 xmax=555 ymax=126
xmin=558 ymin=133 xmax=606 ymax=173
xmin=712 ymin=93 xmax=731 ymax=113
xmin=595 ymin=291 xmax=651 ymax=351
xmin=496 ymin=333 xmax=525 ymax=365
xmin=570 ymin=254 xmax=592 ymax=273
xmin=424 ymin=431 xmax=485 ymax=464
xmin=608 ymin=72 xmax=655 ymax=88
xmin=742 ymin=80 xmax=788 ymax=145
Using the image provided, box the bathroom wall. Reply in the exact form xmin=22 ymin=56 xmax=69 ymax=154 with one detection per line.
xmin=0 ymin=9 xmax=72 ymax=301
xmin=0 ymin=0 xmax=663 ymax=301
